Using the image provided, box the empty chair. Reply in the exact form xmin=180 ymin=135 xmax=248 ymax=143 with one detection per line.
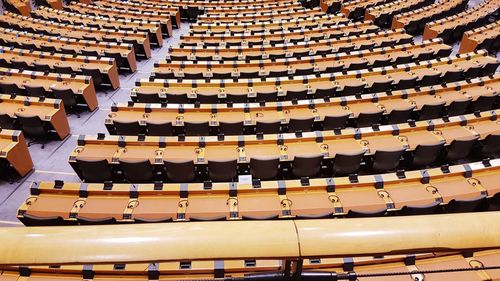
xmin=0 ymin=114 xmax=13 ymax=129
xmin=370 ymin=80 xmax=393 ymax=93
xmin=356 ymin=110 xmax=384 ymax=127
xmin=81 ymin=50 xmax=100 ymax=58
xmin=208 ymin=158 xmax=238 ymax=182
xmin=15 ymin=113 xmax=49 ymax=147
xmin=219 ymin=121 xmax=244 ymax=135
xmin=346 ymin=208 xmax=386 ymax=218
xmin=51 ymin=87 xmax=78 ymax=113
xmin=184 ymin=121 xmax=210 ymax=136
xmin=340 ymin=83 xmax=365 ymax=97
xmin=292 ymin=154 xmax=323 ymax=178
xmin=288 ymin=117 xmax=314 ymax=133
xmin=471 ymin=95 xmax=497 ymax=112
xmin=10 ymin=59 xmax=30 ymax=70
xmin=256 ymin=91 xmax=277 ymax=102
xmin=53 ymin=65 xmax=74 ymax=75
xmin=269 ymin=70 xmax=288 ymax=78
xmin=387 ymin=107 xmax=414 ymax=124
xmin=394 ymin=54 xmax=413 ymax=65
xmin=0 ymin=81 xmax=22 ymax=95
xmin=445 ymin=136 xmax=478 ymax=162
xmin=196 ymin=94 xmax=218 ymax=104
xmin=420 ymin=73 xmax=441 ymax=87
xmin=119 ymin=159 xmax=154 ymax=183
xmin=136 ymin=92 xmax=161 ymax=103
xmin=410 ymin=142 xmax=445 ymax=167
xmin=146 ymin=121 xmax=173 ymax=136
xmin=371 ymin=148 xmax=405 ymax=172
xmin=164 ymin=159 xmax=196 ymax=182
xmin=166 ymin=93 xmax=188 ymax=104
xmin=295 ymin=68 xmax=313 ymax=76
xmin=348 ymin=60 xmax=368 ymax=70
xmin=226 ymin=94 xmax=248 ymax=103
xmin=372 ymin=57 xmax=392 ymax=68
xmin=394 ymin=76 xmax=417 ymax=90
xmin=445 ymin=195 xmax=486 ymax=213
xmin=113 ymin=120 xmax=142 ymax=135
xmin=482 ymin=61 xmax=500 ymax=75
xmin=18 ymin=214 xmax=65 ymax=226
xmin=481 ymin=134 xmax=500 ymax=156
xmin=442 ymin=69 xmax=463 ymax=82
xmin=323 ymin=113 xmax=350 ymax=130
xmin=24 ymin=85 xmax=46 ymax=98
xmin=446 ymin=99 xmax=470 ymax=116
xmin=75 ymin=157 xmax=114 ymax=182
xmin=250 ymin=156 xmax=280 ymax=180
xmin=286 ymin=89 xmax=308 ymax=101
xmin=399 ymin=201 xmax=441 ymax=216
xmin=256 ymin=120 xmax=280 ymax=134
xmin=40 ymin=45 xmax=57 ymax=53
xmin=418 ymin=102 xmax=445 ymax=120
xmin=81 ymin=68 xmax=103 ymax=87
xmin=332 ymin=151 xmax=365 ymax=175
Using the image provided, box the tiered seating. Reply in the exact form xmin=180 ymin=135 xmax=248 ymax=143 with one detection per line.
xmin=0 ymin=12 xmax=153 ymax=58
xmin=203 ymin=1 xmax=304 ymax=17
xmin=340 ymin=0 xmax=388 ymax=19
xmin=19 ymin=159 xmax=500 ymax=224
xmin=196 ymin=7 xmax=327 ymax=24
xmin=364 ymin=0 xmax=435 ymax=27
xmin=423 ymin=0 xmax=500 ymax=42
xmin=32 ymin=6 xmax=163 ymax=47
xmin=0 ymin=27 xmax=137 ymax=72
xmin=0 ymin=46 xmax=120 ymax=89
xmin=459 ymin=20 xmax=500 ymax=53
xmin=0 ymin=67 xmax=98 ymax=111
xmin=133 ymin=51 xmax=497 ymax=103
xmin=0 ymin=129 xmax=33 ymax=179
xmin=107 ymin=75 xmax=499 ymax=135
xmin=0 ymin=94 xmax=70 ymax=140
xmin=67 ymin=1 xmax=174 ymax=37
xmin=391 ymin=0 xmax=468 ymax=34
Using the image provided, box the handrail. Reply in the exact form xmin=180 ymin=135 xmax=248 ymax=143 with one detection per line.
xmin=0 ymin=212 xmax=499 ymax=265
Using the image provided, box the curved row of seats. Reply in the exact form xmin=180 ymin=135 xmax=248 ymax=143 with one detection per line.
xmin=459 ymin=19 xmax=500 ymax=53
xmin=364 ymin=0 xmax=434 ymax=28
xmin=108 ymin=75 xmax=499 ymax=136
xmin=19 ymin=159 xmax=500 ymax=224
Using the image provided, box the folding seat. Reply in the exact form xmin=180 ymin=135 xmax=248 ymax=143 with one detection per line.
xmin=288 ymin=117 xmax=315 ymax=133
xmin=164 ymin=159 xmax=196 ymax=182
xmin=10 ymin=59 xmax=30 ymax=70
xmin=436 ymin=47 xmax=452 ymax=58
xmin=387 ymin=106 xmax=414 ymax=124
xmin=418 ymin=102 xmax=445 ymax=120
xmin=166 ymin=93 xmax=189 ymax=104
xmin=446 ymin=98 xmax=470 ymax=116
xmin=219 ymin=121 xmax=244 ymax=135
xmin=184 ymin=121 xmax=210 ymax=136
xmin=393 ymin=76 xmax=417 ymax=90
xmin=104 ymin=52 xmax=125 ymax=69
xmin=445 ymin=195 xmax=486 ymax=213
xmin=60 ymin=47 xmax=76 ymax=55
xmin=119 ymin=159 xmax=154 ymax=183
xmin=480 ymin=133 xmax=500 ymax=156
xmin=286 ymin=89 xmax=308 ymax=101
xmin=370 ymin=80 xmax=393 ymax=93
xmin=442 ymin=69 xmax=463 ymax=83
xmin=33 ymin=62 xmax=51 ymax=73
xmin=41 ymin=45 xmax=57 ymax=53
xmin=471 ymin=95 xmax=497 ymax=112
xmin=19 ymin=214 xmax=65 ymax=226
xmin=416 ymin=50 xmax=434 ymax=61
xmin=294 ymin=68 xmax=314 ymax=76
xmin=75 ymin=157 xmax=114 ymax=182
xmin=356 ymin=110 xmax=384 ymax=127
xmin=136 ymin=92 xmax=161 ymax=103
xmin=340 ymin=83 xmax=365 ymax=97
xmin=372 ymin=57 xmax=392 ymax=68
xmin=337 ymin=45 xmax=355 ymax=53
xmin=292 ymin=154 xmax=323 ymax=178
xmin=370 ymin=148 xmax=405 ymax=172
xmin=332 ymin=151 xmax=365 ymax=175
xmin=226 ymin=94 xmax=248 ymax=103
xmin=323 ymin=113 xmax=350 ymax=130
xmin=464 ymin=64 xmax=482 ymax=79
xmin=250 ymin=156 xmax=280 ymax=180
xmin=420 ymin=73 xmax=441 ymax=87
xmin=208 ymin=158 xmax=238 ymax=182
xmin=0 ymin=114 xmax=13 ymax=129
xmin=146 ymin=121 xmax=173 ymax=136
xmin=53 ymin=65 xmax=75 ymax=75
xmin=399 ymin=201 xmax=441 ymax=215
xmin=81 ymin=68 xmax=103 ymax=87
xmin=113 ymin=120 xmax=142 ymax=135
xmin=324 ymin=64 xmax=343 ymax=74
xmin=24 ymin=85 xmax=47 ymax=98
xmin=481 ymin=61 xmax=500 ymax=76
xmin=0 ymin=81 xmax=23 ymax=95
xmin=196 ymin=94 xmax=218 ymax=104
xmin=51 ymin=87 xmax=79 ymax=113
xmin=348 ymin=60 xmax=368 ymax=71
xmin=256 ymin=120 xmax=281 ymax=134
xmin=410 ymin=142 xmax=445 ymax=167
xmin=15 ymin=113 xmax=50 ymax=147
xmin=393 ymin=54 xmax=413 ymax=65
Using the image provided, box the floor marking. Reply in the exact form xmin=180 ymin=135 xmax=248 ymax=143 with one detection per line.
xmin=0 ymin=220 xmax=23 ymax=225
xmin=34 ymin=170 xmax=78 ymax=176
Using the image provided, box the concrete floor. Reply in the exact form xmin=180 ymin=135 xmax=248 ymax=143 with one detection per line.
xmin=0 ymin=0 xmax=498 ymax=226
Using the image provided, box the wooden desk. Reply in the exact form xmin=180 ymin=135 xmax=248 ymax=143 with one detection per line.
xmin=340 ymin=0 xmax=387 ymax=18
xmin=1 ymin=12 xmax=152 ymax=59
xmin=391 ymin=0 xmax=465 ymax=30
xmin=5 ymin=0 xmax=31 ymax=16
xmin=364 ymin=0 xmax=432 ymax=25
xmin=0 ymin=94 xmax=70 ymax=140
xmin=109 ymin=75 xmax=500 ymax=134
xmin=423 ymin=0 xmax=500 ymax=40
xmin=459 ymin=20 xmax=500 ymax=53
xmin=34 ymin=6 xmax=163 ymax=48
xmin=0 ymin=67 xmax=98 ymax=111
xmin=0 ymin=129 xmax=33 ymax=177
xmin=67 ymin=1 xmax=173 ymax=38
xmin=0 ymin=27 xmax=137 ymax=72
xmin=197 ymin=8 xmax=326 ymax=24
xmin=204 ymin=2 xmax=303 ymax=16
xmin=20 ymin=159 xmax=499 ymax=223
xmin=0 ymin=46 xmax=120 ymax=90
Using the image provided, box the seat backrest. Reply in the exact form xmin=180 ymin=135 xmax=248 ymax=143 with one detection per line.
xmin=81 ymin=68 xmax=102 ymax=85
xmin=256 ymin=120 xmax=281 ymax=134
xmin=372 ymin=149 xmax=405 ymax=172
xmin=75 ymin=157 xmax=114 ymax=182
xmin=442 ymin=69 xmax=463 ymax=82
xmin=119 ymin=159 xmax=154 ymax=183
xmin=387 ymin=107 xmax=414 ymax=125
xmin=292 ymin=154 xmax=323 ymax=178
xmin=399 ymin=201 xmax=441 ymax=216
xmin=113 ymin=120 xmax=142 ymax=135
xmin=164 ymin=159 xmax=196 ymax=182
xmin=196 ymin=94 xmax=218 ymax=104
xmin=137 ymin=92 xmax=161 ymax=103
xmin=0 ymin=81 xmax=22 ymax=95
xmin=446 ymin=195 xmax=486 ymax=213
xmin=286 ymin=89 xmax=308 ymax=100
xmin=54 ymin=65 xmax=74 ymax=74
xmin=288 ymin=117 xmax=314 ymax=133
xmin=447 ymin=99 xmax=471 ymax=116
xmin=341 ymin=83 xmax=364 ymax=96
xmin=418 ymin=102 xmax=445 ymax=120
xmin=208 ymin=158 xmax=238 ymax=182
xmin=473 ymin=95 xmax=497 ymax=112
xmin=357 ymin=110 xmax=384 ymax=127
xmin=51 ymin=87 xmax=77 ymax=108
xmin=146 ymin=121 xmax=173 ymax=136
xmin=0 ymin=114 xmax=13 ymax=129
xmin=445 ymin=136 xmax=478 ymax=161
xmin=323 ymin=113 xmax=349 ymax=130
xmin=256 ymin=91 xmax=277 ymax=102
xmin=25 ymin=85 xmax=47 ymax=98
xmin=333 ymin=150 xmax=365 ymax=175
xmin=412 ymin=142 xmax=445 ymax=166
xmin=10 ymin=59 xmax=30 ymax=70
xmin=250 ymin=156 xmax=280 ymax=180
xmin=184 ymin=121 xmax=210 ymax=136
xmin=481 ymin=133 xmax=500 ymax=156
xmin=14 ymin=113 xmax=47 ymax=137
xmin=219 ymin=121 xmax=244 ymax=135
xmin=166 ymin=93 xmax=188 ymax=104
